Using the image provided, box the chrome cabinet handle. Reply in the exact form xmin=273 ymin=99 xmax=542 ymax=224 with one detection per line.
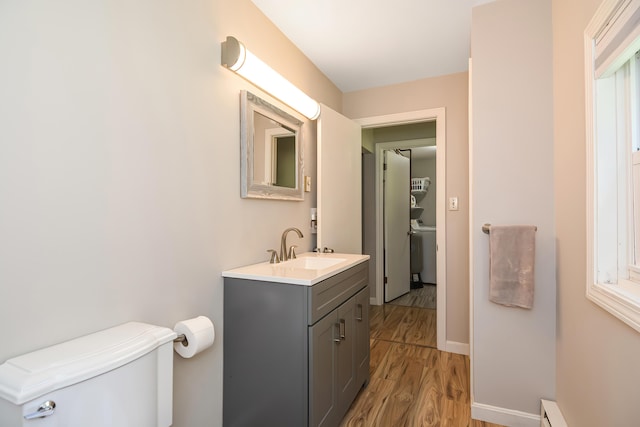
xmin=24 ymin=400 xmax=56 ymax=420
xmin=333 ymin=323 xmax=341 ymax=343
xmin=339 ymin=318 xmax=346 ymax=340
xmin=356 ymin=304 xmax=363 ymax=321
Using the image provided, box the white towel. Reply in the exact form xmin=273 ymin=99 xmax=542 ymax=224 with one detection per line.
xmin=489 ymin=225 xmax=536 ymax=309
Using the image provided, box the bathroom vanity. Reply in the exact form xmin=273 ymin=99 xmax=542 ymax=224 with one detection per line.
xmin=222 ymin=253 xmax=370 ymax=427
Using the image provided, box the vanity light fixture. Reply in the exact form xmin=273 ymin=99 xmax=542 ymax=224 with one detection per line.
xmin=221 ymin=36 xmax=321 ymax=120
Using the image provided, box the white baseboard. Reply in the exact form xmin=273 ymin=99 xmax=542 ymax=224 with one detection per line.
xmin=445 ymin=340 xmax=469 ymax=355
xmin=471 ymin=402 xmax=540 ymax=427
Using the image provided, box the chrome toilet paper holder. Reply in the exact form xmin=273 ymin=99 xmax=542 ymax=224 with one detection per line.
xmin=173 ymin=334 xmax=188 ymax=346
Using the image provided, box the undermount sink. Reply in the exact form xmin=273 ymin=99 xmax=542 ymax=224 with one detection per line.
xmin=283 ymin=256 xmax=347 ymax=270
xmin=221 ymin=252 xmax=369 ymax=286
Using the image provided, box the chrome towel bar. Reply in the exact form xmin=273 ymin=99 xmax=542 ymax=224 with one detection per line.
xmin=482 ymin=223 xmax=537 ymax=234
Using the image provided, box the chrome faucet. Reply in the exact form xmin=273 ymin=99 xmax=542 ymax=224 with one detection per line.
xmin=280 ymin=227 xmax=304 ymax=262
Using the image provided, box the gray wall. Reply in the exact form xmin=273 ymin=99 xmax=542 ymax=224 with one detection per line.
xmin=0 ymin=2 xmax=341 ymax=426
xmin=470 ymin=0 xmax=555 ymax=421
xmin=372 ymin=122 xmax=436 ymax=142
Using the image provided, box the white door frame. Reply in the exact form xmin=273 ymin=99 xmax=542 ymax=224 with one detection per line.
xmin=355 ymin=108 xmax=446 ymax=351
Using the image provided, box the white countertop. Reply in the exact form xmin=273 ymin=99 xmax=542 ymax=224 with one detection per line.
xmin=221 ymin=252 xmax=370 ymax=286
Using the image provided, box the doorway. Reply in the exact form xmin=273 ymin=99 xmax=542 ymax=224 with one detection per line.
xmin=356 ymin=108 xmax=446 ymax=351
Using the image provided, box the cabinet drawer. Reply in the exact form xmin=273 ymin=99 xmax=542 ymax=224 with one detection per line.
xmin=308 ymin=262 xmax=368 ymax=325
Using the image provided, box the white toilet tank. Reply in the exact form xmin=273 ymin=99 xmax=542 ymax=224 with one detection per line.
xmin=0 ymin=322 xmax=176 ymax=427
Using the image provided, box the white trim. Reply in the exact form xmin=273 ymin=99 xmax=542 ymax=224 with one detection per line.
xmin=468 ymin=58 xmax=477 ymax=407
xmin=587 ymin=281 xmax=640 ymax=332
xmin=471 ymin=402 xmax=540 ymax=427
xmin=594 ymin=0 xmax=640 ymax=78
xmin=585 ymin=0 xmax=640 ymax=333
xmin=445 ymin=340 xmax=469 ymax=355
xmin=356 ymin=109 xmax=440 ymax=128
xmin=355 ymin=108 xmax=447 ymax=351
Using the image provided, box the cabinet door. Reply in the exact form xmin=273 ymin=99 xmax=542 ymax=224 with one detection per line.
xmin=336 ymin=295 xmax=357 ymax=415
xmin=309 ymin=311 xmax=339 ymax=427
xmin=354 ymin=287 xmax=370 ymax=387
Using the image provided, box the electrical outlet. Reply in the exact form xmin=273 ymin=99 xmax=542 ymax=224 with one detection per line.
xmin=448 ymin=197 xmax=459 ymax=211
xmin=304 ymin=176 xmax=311 ymax=192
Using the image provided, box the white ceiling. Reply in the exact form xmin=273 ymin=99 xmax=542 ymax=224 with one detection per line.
xmin=251 ymin=0 xmax=494 ymax=93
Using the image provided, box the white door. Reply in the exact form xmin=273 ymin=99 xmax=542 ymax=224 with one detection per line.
xmin=384 ymin=150 xmax=411 ymax=302
xmin=317 ymin=104 xmax=362 ymax=254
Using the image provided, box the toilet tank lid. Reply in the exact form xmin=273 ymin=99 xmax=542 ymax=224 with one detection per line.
xmin=0 ymin=322 xmax=176 ymax=405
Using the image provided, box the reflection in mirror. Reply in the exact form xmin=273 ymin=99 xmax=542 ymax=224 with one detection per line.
xmin=252 ymin=112 xmax=296 ymax=188
xmin=241 ymin=91 xmax=304 ymax=200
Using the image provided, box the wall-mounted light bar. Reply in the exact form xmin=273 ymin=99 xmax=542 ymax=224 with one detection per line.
xmin=221 ymin=36 xmax=321 ymax=120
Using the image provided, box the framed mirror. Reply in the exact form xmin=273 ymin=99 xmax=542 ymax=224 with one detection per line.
xmin=240 ymin=90 xmax=304 ymax=201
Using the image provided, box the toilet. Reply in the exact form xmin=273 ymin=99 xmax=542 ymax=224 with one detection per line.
xmin=0 ymin=322 xmax=176 ymax=426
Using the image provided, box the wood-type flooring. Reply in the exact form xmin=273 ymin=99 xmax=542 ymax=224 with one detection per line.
xmin=387 ymin=285 xmax=437 ymax=310
xmin=340 ymin=304 xmax=504 ymax=427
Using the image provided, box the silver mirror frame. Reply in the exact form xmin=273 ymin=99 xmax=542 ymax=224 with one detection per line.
xmin=240 ymin=90 xmax=304 ymax=201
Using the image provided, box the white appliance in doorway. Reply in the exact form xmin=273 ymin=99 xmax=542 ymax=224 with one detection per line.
xmin=412 ymin=223 xmax=437 ymax=284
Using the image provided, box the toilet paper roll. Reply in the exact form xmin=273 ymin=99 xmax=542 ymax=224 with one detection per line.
xmin=173 ymin=316 xmax=215 ymax=359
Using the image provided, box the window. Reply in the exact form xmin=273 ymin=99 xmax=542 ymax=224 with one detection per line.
xmin=586 ymin=0 xmax=640 ymax=332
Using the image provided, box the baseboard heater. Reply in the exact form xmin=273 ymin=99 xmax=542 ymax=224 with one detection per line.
xmin=540 ymin=399 xmax=567 ymax=427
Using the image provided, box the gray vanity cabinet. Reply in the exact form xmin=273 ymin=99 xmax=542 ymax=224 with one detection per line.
xmin=310 ymin=288 xmax=368 ymax=427
xmin=224 ymin=261 xmax=369 ymax=427
xmin=309 ymin=307 xmax=339 ymax=427
xmin=336 ymin=295 xmax=357 ymax=415
xmin=354 ymin=288 xmax=370 ymax=392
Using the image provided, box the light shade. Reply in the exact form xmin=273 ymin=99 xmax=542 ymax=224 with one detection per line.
xmin=221 ymin=36 xmax=321 ymax=120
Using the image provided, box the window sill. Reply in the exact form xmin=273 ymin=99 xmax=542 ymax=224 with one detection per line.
xmin=587 ymin=280 xmax=640 ymax=333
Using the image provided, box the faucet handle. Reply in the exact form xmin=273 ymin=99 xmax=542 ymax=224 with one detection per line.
xmin=267 ymin=249 xmax=280 ymax=264
xmin=323 ymin=247 xmax=335 ymax=253
xmin=288 ymin=245 xmax=298 ymax=259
